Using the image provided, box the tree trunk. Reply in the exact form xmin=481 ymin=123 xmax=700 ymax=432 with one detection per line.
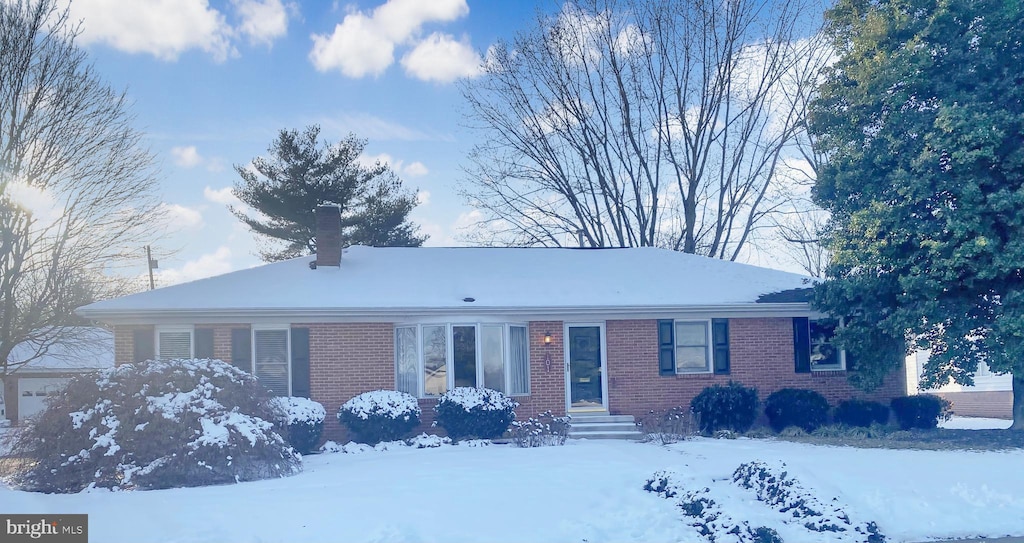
xmin=1012 ymin=373 xmax=1024 ymax=430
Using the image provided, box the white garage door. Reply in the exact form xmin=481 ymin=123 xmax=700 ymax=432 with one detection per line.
xmin=18 ymin=377 xmax=71 ymax=421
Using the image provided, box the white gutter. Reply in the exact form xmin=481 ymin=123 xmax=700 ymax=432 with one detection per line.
xmin=77 ymin=302 xmax=819 ymax=325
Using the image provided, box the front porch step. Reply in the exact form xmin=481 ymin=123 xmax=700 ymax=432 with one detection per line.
xmin=567 ymin=413 xmax=643 ymax=440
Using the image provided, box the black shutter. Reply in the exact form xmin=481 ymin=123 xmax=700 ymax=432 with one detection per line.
xmin=712 ymin=319 xmax=730 ymax=374
xmin=194 ymin=328 xmax=214 ymax=359
xmin=658 ymin=319 xmax=675 ymax=375
xmin=794 ymin=317 xmax=811 ymax=373
xmin=291 ymin=327 xmax=311 ymax=398
xmin=844 ymin=349 xmax=856 ymax=372
xmin=132 ymin=329 xmax=154 ymax=363
xmin=231 ymin=328 xmax=252 ymax=372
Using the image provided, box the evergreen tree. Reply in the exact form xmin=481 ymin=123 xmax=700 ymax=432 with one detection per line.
xmin=231 ymin=125 xmax=425 ymax=261
xmin=809 ymin=0 xmax=1024 ymax=428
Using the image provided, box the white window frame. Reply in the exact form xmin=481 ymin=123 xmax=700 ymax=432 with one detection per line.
xmin=674 ymin=319 xmax=714 ymax=374
xmin=810 ymin=319 xmax=846 ymax=372
xmin=395 ymin=322 xmax=530 ymax=398
xmin=154 ymin=325 xmax=194 ymax=360
xmin=251 ymin=325 xmax=292 ymax=396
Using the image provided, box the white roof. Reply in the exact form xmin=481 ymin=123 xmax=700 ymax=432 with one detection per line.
xmin=77 ymin=246 xmax=814 ymax=321
xmin=7 ymin=327 xmax=114 ymax=373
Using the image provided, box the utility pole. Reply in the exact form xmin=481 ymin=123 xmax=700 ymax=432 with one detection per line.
xmin=146 ymin=245 xmax=158 ymax=290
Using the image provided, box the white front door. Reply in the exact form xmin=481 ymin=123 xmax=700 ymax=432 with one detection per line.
xmin=564 ymin=323 xmax=608 ymax=413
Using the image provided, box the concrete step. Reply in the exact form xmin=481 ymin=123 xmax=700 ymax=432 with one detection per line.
xmin=569 ymin=414 xmax=636 ymax=424
xmin=569 ymin=430 xmax=643 ymax=440
xmin=570 ymin=422 xmax=640 ymax=432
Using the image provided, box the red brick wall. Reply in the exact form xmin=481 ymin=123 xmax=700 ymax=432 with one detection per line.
xmin=937 ymin=391 xmax=1012 ymax=419
xmin=113 ymin=325 xmax=153 ymax=365
xmin=606 ymin=318 xmax=906 ymax=417
xmin=308 ymin=323 xmax=395 ymax=442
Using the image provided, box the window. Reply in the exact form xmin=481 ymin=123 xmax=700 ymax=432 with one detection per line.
xmin=809 ymin=319 xmax=844 ymax=371
xmin=675 ymin=321 xmax=711 ymax=373
xmin=395 ymin=323 xmax=529 ymax=397
xmin=156 ymin=327 xmax=192 ymax=360
xmin=253 ymin=328 xmax=290 ymax=396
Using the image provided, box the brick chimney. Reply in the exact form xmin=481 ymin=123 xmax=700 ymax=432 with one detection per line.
xmin=315 ymin=204 xmax=342 ymax=267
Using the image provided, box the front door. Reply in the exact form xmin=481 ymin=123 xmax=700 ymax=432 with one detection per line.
xmin=565 ymin=324 xmax=607 ymax=412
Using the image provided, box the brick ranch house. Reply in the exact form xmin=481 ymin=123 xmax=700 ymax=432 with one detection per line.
xmin=77 ymin=206 xmax=906 ymax=440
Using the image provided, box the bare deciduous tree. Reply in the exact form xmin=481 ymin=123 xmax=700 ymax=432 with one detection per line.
xmin=0 ymin=0 xmax=161 ymax=414
xmin=461 ymin=0 xmax=824 ymax=259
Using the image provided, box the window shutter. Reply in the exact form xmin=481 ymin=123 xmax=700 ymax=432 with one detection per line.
xmin=291 ymin=328 xmax=311 ymax=398
xmin=658 ymin=319 xmax=675 ymax=375
xmin=194 ymin=328 xmax=214 ymax=359
xmin=712 ymin=319 xmax=730 ymax=374
xmin=231 ymin=328 xmax=252 ymax=372
xmin=844 ymin=349 xmax=856 ymax=372
xmin=793 ymin=317 xmax=811 ymax=373
xmin=132 ymin=329 xmax=154 ymax=363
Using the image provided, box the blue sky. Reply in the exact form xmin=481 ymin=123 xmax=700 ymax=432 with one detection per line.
xmin=66 ymin=0 xmax=547 ymax=285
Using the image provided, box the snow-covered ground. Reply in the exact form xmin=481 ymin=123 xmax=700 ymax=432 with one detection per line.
xmin=1 ymin=437 xmax=1021 ymax=543
xmin=940 ymin=416 xmax=1013 ymax=430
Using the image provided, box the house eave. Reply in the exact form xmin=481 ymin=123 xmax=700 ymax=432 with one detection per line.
xmin=77 ymin=302 xmax=818 ymax=325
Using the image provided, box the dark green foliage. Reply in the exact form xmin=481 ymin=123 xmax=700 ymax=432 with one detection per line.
xmin=280 ymin=420 xmax=322 ymax=454
xmin=764 ymin=389 xmax=830 ymax=432
xmin=834 ymin=399 xmax=890 ymax=427
xmin=750 ymin=527 xmax=783 ymax=543
xmin=434 ymin=388 xmax=517 ymax=441
xmin=809 ymin=0 xmax=1024 ymax=426
xmin=6 ymin=359 xmax=300 ymax=493
xmin=231 ymin=125 xmax=425 ymax=262
xmin=337 ymin=391 xmax=421 ymax=445
xmin=891 ymin=395 xmax=952 ymax=430
xmin=690 ymin=381 xmax=759 ymax=434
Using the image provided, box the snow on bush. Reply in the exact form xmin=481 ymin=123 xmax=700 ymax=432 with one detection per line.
xmin=6 ymin=358 xmax=300 ymax=493
xmin=644 ymin=470 xmax=780 ymax=543
xmin=319 ymin=433 xmax=453 ymax=454
xmin=510 ymin=411 xmax=570 ymax=447
xmin=434 ymin=387 xmax=517 ymax=441
xmin=732 ymin=461 xmax=885 ymax=542
xmin=338 ymin=390 xmax=421 ymax=445
xmin=268 ymin=397 xmax=326 ymax=454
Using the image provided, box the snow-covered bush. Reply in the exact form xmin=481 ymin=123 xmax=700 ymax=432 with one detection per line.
xmin=268 ymin=396 xmax=326 ymax=454
xmin=764 ymin=388 xmax=830 ymax=433
xmin=638 ymin=406 xmax=696 ymax=444
xmin=834 ymin=399 xmax=891 ymax=428
xmin=337 ymin=390 xmax=421 ymax=444
xmin=434 ymin=387 xmax=517 ymax=441
xmin=690 ymin=381 xmax=759 ymax=434
xmin=890 ymin=394 xmax=951 ymax=430
xmin=6 ymin=358 xmax=300 ymax=493
xmin=510 ymin=411 xmax=570 ymax=447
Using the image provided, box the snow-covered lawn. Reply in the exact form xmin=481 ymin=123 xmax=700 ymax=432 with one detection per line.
xmin=1 ymin=437 xmax=1022 ymax=543
xmin=940 ymin=416 xmax=1013 ymax=430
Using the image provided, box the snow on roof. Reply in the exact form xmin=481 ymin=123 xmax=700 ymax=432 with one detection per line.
xmin=78 ymin=246 xmax=814 ymax=318
xmin=8 ymin=327 xmax=114 ymax=373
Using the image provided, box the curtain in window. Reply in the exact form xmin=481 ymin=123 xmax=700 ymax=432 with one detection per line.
xmin=423 ymin=325 xmax=447 ymax=395
xmin=254 ymin=329 xmax=289 ymax=396
xmin=395 ymin=327 xmax=418 ymax=395
xmin=158 ymin=331 xmax=191 ymax=360
xmin=508 ymin=326 xmax=529 ymax=395
xmin=481 ymin=325 xmax=504 ymax=392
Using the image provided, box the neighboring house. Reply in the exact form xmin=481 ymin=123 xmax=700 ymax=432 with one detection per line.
xmin=2 ymin=327 xmax=114 ymax=422
xmin=77 ymin=206 xmax=906 ymax=440
xmin=905 ymin=350 xmax=1012 ymax=419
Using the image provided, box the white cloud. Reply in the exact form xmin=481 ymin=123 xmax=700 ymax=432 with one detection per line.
xmin=159 ymin=203 xmax=204 ymax=229
xmin=6 ymin=180 xmax=63 ymax=224
xmin=309 ymin=0 xmax=470 ymax=79
xmin=356 ymin=153 xmax=429 ymax=178
xmin=232 ymin=0 xmax=291 ymax=46
xmin=401 ymin=32 xmax=481 ymax=83
xmin=171 ymin=145 xmax=203 ymax=168
xmin=69 ymin=0 xmax=236 ymax=61
xmin=416 ymin=190 xmax=430 ymax=205
xmin=155 ymin=246 xmax=234 ymax=285
xmin=404 ymin=161 xmax=429 ymax=177
xmin=203 ymin=186 xmax=241 ymax=206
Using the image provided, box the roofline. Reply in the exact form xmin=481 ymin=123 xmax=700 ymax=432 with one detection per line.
xmin=77 ymin=302 xmax=818 ymax=325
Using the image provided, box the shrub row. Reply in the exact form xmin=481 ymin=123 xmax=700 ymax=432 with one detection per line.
xmin=689 ymin=381 xmax=950 ymax=435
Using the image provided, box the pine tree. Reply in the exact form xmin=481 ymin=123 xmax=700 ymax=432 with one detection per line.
xmin=809 ymin=0 xmax=1024 ymax=428
xmin=231 ymin=125 xmax=425 ymax=261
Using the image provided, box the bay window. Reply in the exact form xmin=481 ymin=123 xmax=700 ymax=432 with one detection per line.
xmin=395 ymin=323 xmax=530 ymax=397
